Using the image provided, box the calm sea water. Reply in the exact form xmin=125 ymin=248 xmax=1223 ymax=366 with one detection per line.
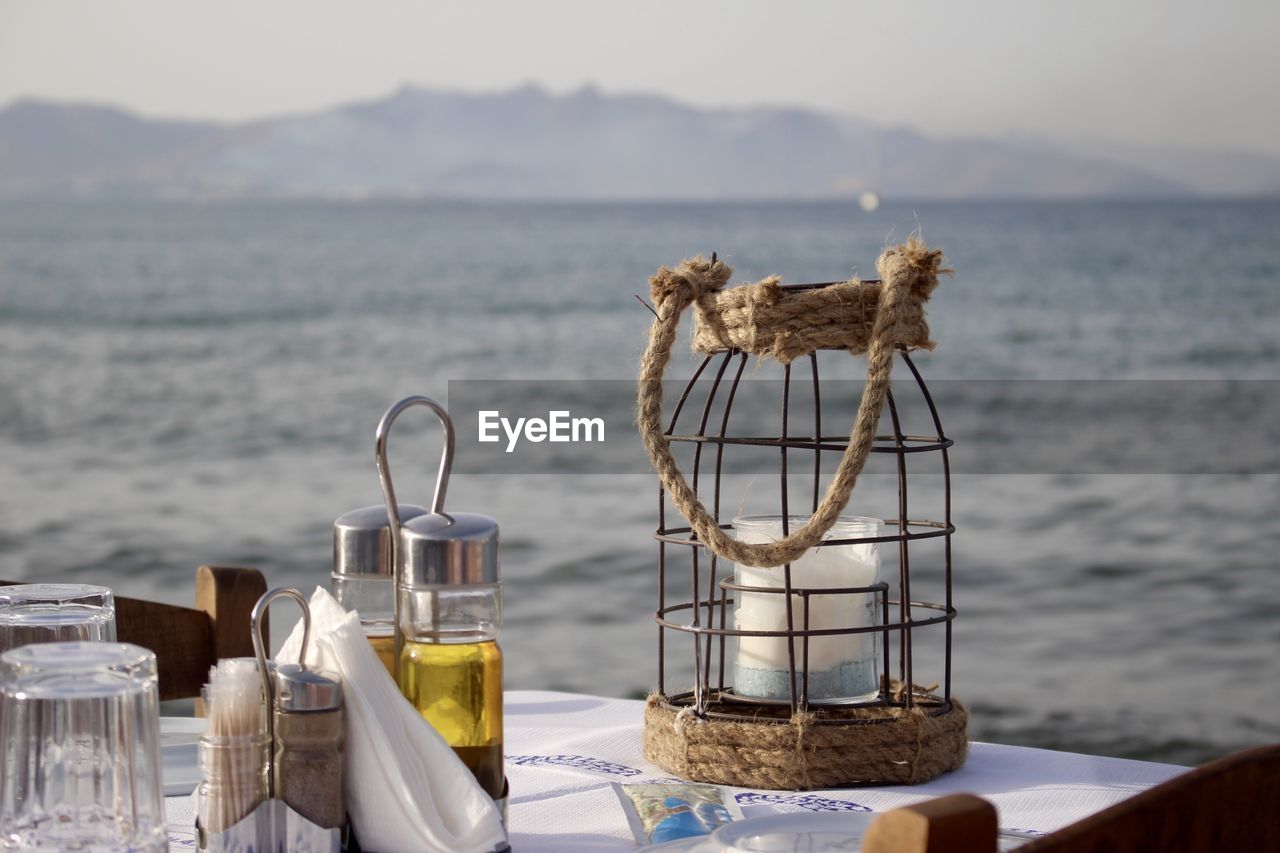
xmin=0 ymin=199 xmax=1277 ymax=765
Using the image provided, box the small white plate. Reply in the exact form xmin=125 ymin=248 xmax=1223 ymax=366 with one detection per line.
xmin=711 ymin=812 xmax=875 ymax=852
xmin=160 ymin=716 xmax=206 ymax=797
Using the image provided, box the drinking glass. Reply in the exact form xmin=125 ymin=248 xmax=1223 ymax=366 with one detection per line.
xmin=0 ymin=642 xmax=167 ymax=851
xmin=0 ymin=584 xmax=117 ymax=653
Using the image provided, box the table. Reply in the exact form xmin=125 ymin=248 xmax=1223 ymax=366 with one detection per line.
xmin=165 ymin=690 xmax=1188 ymax=851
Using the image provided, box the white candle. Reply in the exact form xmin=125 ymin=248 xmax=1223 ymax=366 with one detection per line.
xmin=732 ymin=515 xmax=883 ymax=702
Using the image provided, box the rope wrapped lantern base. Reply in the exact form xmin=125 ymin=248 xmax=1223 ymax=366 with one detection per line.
xmin=644 ymin=686 xmax=969 ymax=791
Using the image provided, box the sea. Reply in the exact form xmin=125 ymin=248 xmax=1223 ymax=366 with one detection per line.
xmin=0 ymin=198 xmax=1277 ymax=766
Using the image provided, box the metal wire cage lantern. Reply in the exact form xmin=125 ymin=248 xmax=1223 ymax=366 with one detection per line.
xmin=636 ymin=239 xmax=968 ymax=790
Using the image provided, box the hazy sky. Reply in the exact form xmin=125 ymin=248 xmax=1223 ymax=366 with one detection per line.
xmin=2 ymin=0 xmax=1277 ymax=155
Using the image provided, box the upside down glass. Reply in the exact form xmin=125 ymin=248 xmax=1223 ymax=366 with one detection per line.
xmin=0 ymin=584 xmax=117 ymax=654
xmin=0 ymin=642 xmax=167 ymax=851
xmin=732 ymin=515 xmax=885 ymax=703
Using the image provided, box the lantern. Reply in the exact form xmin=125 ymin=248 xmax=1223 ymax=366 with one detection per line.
xmin=636 ymin=238 xmax=967 ymax=790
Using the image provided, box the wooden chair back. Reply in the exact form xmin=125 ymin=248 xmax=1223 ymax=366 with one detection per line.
xmin=863 ymin=743 xmax=1280 ymax=852
xmin=1019 ymin=742 xmax=1280 ymax=852
xmin=862 ymin=794 xmax=997 ymax=853
xmin=0 ymin=565 xmax=267 ymax=701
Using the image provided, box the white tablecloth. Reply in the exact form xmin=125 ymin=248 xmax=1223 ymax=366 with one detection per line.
xmin=165 ymin=689 xmax=1188 ymax=851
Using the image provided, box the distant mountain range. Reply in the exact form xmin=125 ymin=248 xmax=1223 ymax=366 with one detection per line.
xmin=2 ymin=84 xmax=1277 ymax=200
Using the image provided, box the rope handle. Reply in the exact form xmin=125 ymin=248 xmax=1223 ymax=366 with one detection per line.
xmin=636 ymin=244 xmax=923 ymax=569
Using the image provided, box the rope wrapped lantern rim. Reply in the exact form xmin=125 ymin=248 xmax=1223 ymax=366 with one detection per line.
xmin=636 ymin=237 xmax=950 ymax=569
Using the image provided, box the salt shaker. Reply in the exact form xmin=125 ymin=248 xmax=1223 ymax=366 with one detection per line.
xmin=251 ymin=588 xmax=346 ymax=846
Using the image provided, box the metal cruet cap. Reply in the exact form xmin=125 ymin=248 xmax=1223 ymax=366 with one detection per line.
xmin=374 ymin=395 xmax=502 ymax=589
xmin=332 ymin=503 xmax=429 ymax=578
xmin=399 ymin=511 xmax=500 ymax=586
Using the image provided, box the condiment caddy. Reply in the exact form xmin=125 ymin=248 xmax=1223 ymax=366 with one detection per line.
xmin=195 ymin=394 xmax=509 ymax=851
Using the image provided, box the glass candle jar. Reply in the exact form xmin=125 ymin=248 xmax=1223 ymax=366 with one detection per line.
xmin=732 ymin=515 xmax=884 ymax=703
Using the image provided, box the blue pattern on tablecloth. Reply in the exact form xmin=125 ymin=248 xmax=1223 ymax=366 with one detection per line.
xmin=736 ymin=792 xmax=872 ymax=812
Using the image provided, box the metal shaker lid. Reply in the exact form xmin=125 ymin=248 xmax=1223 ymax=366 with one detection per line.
xmin=250 ymin=588 xmax=345 ymax=715
xmin=332 ymin=503 xmax=428 ymax=578
xmin=399 ymin=511 xmax=500 ymax=586
xmin=273 ymin=663 xmax=343 ymax=712
xmin=374 ymin=395 xmax=501 ymax=588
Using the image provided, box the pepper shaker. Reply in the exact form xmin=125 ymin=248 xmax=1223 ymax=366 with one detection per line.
xmin=251 ymin=588 xmax=346 ymax=845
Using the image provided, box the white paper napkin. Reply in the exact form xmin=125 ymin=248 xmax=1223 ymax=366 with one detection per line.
xmin=276 ymin=587 xmax=507 ymax=853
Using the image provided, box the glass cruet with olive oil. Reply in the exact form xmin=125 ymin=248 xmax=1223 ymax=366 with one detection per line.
xmin=375 ymin=395 xmax=507 ymax=804
xmin=396 ymin=512 xmax=504 ymax=799
xmin=330 ymin=503 xmax=427 ymax=676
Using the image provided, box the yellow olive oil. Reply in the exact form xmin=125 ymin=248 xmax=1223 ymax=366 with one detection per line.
xmin=399 ymin=639 xmax=504 ymax=798
xmin=366 ymin=633 xmax=397 ymax=678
